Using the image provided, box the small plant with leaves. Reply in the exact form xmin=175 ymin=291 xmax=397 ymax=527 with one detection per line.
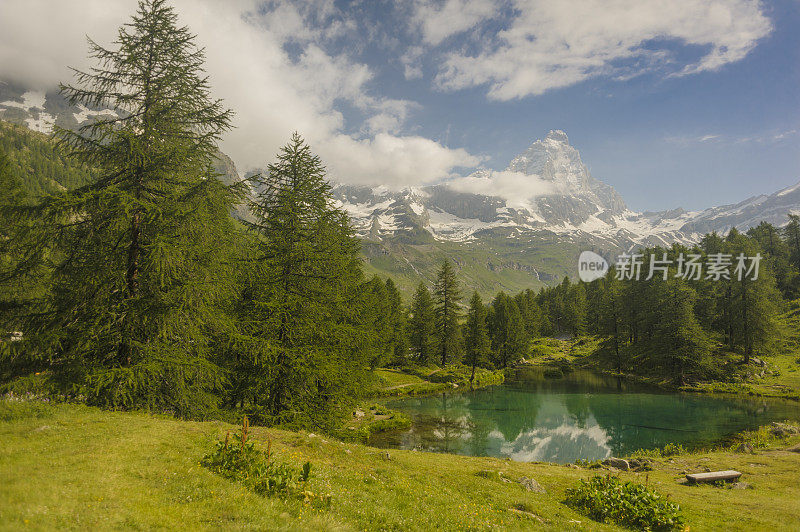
xmin=565 ymin=475 xmax=686 ymax=531
xmin=202 ymin=417 xmax=327 ymax=505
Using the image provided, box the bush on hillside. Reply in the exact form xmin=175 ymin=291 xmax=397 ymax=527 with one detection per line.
xmin=565 ymin=475 xmax=685 ymax=531
xmin=202 ymin=417 xmax=328 ymax=506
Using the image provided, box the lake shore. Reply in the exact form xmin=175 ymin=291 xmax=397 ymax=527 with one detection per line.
xmin=341 ymin=366 xmax=505 ymax=442
xmin=3 ymin=399 xmax=799 ymax=531
xmin=521 ymin=335 xmax=800 ymax=402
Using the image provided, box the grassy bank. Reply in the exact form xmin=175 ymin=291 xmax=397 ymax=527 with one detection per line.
xmin=522 ymin=332 xmax=800 ymax=401
xmin=368 ymin=366 xmax=506 ymax=398
xmin=2 ymin=400 xmax=800 ymax=531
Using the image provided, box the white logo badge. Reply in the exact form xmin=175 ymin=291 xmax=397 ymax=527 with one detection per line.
xmin=578 ymin=251 xmax=608 ymax=282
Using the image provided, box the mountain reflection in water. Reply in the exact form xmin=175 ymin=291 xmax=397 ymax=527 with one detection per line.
xmin=368 ymin=368 xmax=799 ymax=463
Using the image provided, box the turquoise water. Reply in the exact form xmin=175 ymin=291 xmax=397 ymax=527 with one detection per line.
xmin=368 ymin=368 xmax=800 ymax=463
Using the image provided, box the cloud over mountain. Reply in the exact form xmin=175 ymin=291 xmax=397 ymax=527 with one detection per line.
xmin=0 ymin=0 xmax=479 ymax=186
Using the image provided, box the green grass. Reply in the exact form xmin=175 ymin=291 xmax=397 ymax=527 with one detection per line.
xmin=527 ymin=336 xmax=603 ymax=363
xmin=2 ymin=400 xmax=800 ymax=531
xmin=367 ymin=366 xmax=505 ymax=398
xmin=373 ymin=368 xmax=428 ymax=388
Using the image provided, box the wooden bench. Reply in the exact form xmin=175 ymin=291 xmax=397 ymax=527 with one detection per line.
xmin=685 ymin=470 xmax=742 ymax=484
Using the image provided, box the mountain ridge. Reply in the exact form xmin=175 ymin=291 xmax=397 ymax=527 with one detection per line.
xmin=3 ymin=86 xmax=799 ymax=296
xmin=332 ymin=129 xmax=800 ymax=251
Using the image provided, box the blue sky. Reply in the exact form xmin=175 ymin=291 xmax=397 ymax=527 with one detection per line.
xmin=328 ymin=0 xmax=800 ymax=211
xmin=2 ymin=0 xmax=798 ymax=212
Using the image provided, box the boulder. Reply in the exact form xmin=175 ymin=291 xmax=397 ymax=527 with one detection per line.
xmin=602 ymin=457 xmax=630 ymax=471
xmin=518 ymin=477 xmax=546 ymax=493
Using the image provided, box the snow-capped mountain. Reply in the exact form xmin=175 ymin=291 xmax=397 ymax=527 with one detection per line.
xmin=334 ymin=129 xmax=800 ymax=251
xmin=4 ymin=81 xmax=799 ymax=293
xmin=0 ymin=83 xmax=121 ymax=134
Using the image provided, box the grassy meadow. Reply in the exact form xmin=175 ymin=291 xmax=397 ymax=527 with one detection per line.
xmin=2 ymin=399 xmax=800 ymax=531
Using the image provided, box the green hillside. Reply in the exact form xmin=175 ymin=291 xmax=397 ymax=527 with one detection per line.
xmin=2 ymin=400 xmax=800 ymax=531
xmin=0 ymin=120 xmax=96 ymax=196
xmin=361 ymin=229 xmax=605 ymax=300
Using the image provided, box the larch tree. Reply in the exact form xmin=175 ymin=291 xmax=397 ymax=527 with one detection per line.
xmin=29 ymin=0 xmax=242 ymax=416
xmin=464 ymin=291 xmax=490 ymax=382
xmin=597 ymin=272 xmax=626 ymax=373
xmin=650 ymin=278 xmax=712 ymax=385
xmin=0 ymin=150 xmax=52 ymax=387
xmin=243 ymin=133 xmax=369 ymax=429
xmin=433 ymin=259 xmax=462 ymax=366
xmin=488 ymin=292 xmax=527 ymax=368
xmin=725 ymin=232 xmax=784 ymax=363
xmin=384 ymin=278 xmax=409 ymax=366
xmin=785 ymin=214 xmax=800 ymax=271
xmin=409 ymin=282 xmax=436 ymax=365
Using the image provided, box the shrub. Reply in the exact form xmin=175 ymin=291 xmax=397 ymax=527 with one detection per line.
xmin=202 ymin=417 xmax=328 ymax=506
xmin=660 ymin=443 xmax=685 ymax=457
xmin=565 ymin=475 xmax=685 ymax=531
xmin=543 ymin=368 xmax=563 ymax=379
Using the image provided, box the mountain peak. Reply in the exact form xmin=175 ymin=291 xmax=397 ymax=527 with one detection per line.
xmin=545 ymin=130 xmax=569 ymax=144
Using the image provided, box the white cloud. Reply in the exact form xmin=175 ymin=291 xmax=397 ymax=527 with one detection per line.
xmin=445 ymin=169 xmax=555 ymax=209
xmin=433 ymin=0 xmax=772 ymax=100
xmin=400 ymin=46 xmax=426 ymax=80
xmin=0 ymin=0 xmax=479 ymax=187
xmin=319 ymin=133 xmax=482 ymax=187
xmin=666 ymin=129 xmax=797 ymax=146
xmin=410 ymin=0 xmax=497 ymax=46
xmin=0 ymin=0 xmax=131 ymax=89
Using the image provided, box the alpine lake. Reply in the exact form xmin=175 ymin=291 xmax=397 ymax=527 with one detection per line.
xmin=369 ymin=367 xmax=800 ymax=463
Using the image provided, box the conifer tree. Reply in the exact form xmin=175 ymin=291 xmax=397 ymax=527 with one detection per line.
xmin=725 ymin=232 xmax=783 ymax=362
xmin=649 ymin=278 xmax=711 ymax=385
xmin=244 ymin=133 xmax=369 ymax=429
xmin=409 ymin=282 xmax=436 ymax=365
xmin=385 ymin=278 xmax=409 ymax=366
xmin=0 ymin=152 xmax=43 ymax=335
xmin=464 ymin=292 xmax=490 ymax=382
xmin=597 ymin=272 xmax=626 ymax=373
xmin=748 ymin=221 xmax=796 ymax=299
xmin=488 ymin=292 xmax=527 ymax=368
xmin=29 ymin=0 xmax=241 ymax=415
xmin=785 ymin=214 xmax=800 ymax=271
xmin=364 ymin=276 xmax=391 ymax=369
xmin=514 ymin=289 xmax=543 ymax=339
xmin=564 ymin=282 xmax=588 ymax=336
xmin=433 ymin=260 xmax=462 ymax=366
